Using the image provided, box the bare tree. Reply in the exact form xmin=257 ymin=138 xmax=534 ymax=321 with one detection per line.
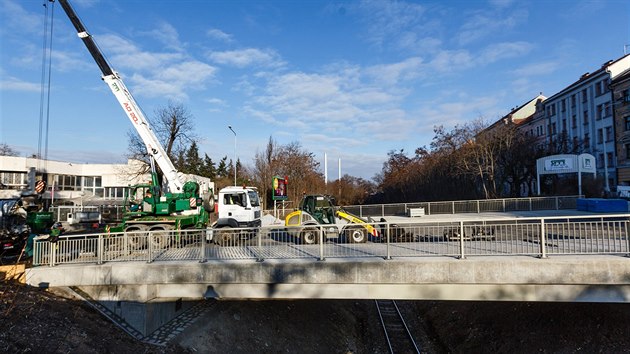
xmin=126 ymin=102 xmax=198 ymax=177
xmin=252 ymin=136 xmax=280 ymax=206
xmin=0 ymin=143 xmax=19 ymax=156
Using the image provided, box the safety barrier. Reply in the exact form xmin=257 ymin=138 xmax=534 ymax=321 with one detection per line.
xmin=32 ymin=213 xmax=630 ymax=266
xmin=343 ymin=195 xmax=581 ymax=218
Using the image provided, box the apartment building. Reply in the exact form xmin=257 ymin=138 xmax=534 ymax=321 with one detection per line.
xmin=544 ymin=54 xmax=630 ymax=190
xmin=612 ymin=68 xmax=630 ymax=185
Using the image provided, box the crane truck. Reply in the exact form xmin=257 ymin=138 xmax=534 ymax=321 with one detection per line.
xmin=57 ymin=0 xmax=261 ymax=246
xmin=285 ymin=194 xmax=380 ymax=244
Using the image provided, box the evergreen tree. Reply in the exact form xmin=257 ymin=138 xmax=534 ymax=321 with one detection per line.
xmin=217 ymin=156 xmax=228 ymax=178
xmin=184 ymin=141 xmax=202 ymax=175
xmin=200 ymin=154 xmax=216 ymax=179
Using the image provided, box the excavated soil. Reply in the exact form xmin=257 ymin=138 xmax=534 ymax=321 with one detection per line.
xmin=2 ymin=272 xmax=630 ymax=354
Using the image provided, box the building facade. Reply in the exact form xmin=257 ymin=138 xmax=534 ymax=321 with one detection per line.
xmin=544 ymin=54 xmax=630 ymax=190
xmin=612 ymin=69 xmax=630 ymax=185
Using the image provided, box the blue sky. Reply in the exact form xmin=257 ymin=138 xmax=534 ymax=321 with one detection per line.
xmin=1 ymin=0 xmax=629 ymax=180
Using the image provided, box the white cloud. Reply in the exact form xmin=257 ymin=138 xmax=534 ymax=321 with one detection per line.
xmin=161 ymin=61 xmax=216 ymax=87
xmin=207 ymin=28 xmax=234 ymax=43
xmin=0 ymin=76 xmax=40 ymax=92
xmin=456 ymin=8 xmax=527 ymax=45
xmin=355 ymin=0 xmax=427 ymax=50
xmin=365 ymin=57 xmax=425 ymax=86
xmin=140 ymin=22 xmax=184 ymax=52
xmin=208 ymin=48 xmax=283 ymax=68
xmin=128 ymin=60 xmax=216 ymax=100
xmin=477 ymin=42 xmax=534 ymax=64
xmin=0 ymin=2 xmax=41 ymax=37
xmin=511 ymin=61 xmax=560 ymax=76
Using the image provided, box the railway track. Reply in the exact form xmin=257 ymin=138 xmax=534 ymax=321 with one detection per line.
xmin=375 ymin=300 xmax=421 ymax=354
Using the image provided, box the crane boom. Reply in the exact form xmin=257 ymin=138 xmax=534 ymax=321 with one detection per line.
xmin=57 ymin=0 xmax=184 ymax=193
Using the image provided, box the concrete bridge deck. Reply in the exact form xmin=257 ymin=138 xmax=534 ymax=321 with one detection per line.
xmin=26 ymin=254 xmax=630 ymax=303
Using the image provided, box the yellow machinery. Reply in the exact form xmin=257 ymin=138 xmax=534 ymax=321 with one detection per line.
xmin=285 ymin=195 xmax=379 ymax=244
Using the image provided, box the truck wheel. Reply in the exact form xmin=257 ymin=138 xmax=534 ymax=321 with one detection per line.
xmin=300 ymin=227 xmax=319 ymax=245
xmin=125 ymin=225 xmax=147 ymax=250
xmin=346 ymin=227 xmax=366 ymax=243
xmin=149 ymin=224 xmax=173 ymax=250
xmin=215 ymin=228 xmax=236 ymax=247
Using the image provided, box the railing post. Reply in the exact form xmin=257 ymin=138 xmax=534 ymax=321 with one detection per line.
xmin=49 ymin=241 xmax=56 ymax=267
xmin=256 ymin=227 xmax=264 ymax=262
xmin=147 ymin=232 xmax=153 ymax=263
xmin=540 ymin=219 xmax=547 ymax=259
xmin=382 ymin=204 xmax=385 ymax=217
xmin=200 ymin=230 xmax=207 ymax=263
xmin=97 ymin=234 xmax=103 ymax=265
xmin=459 ymin=221 xmax=466 ymax=259
xmin=555 ymin=197 xmax=559 ymax=210
xmin=318 ymin=226 xmax=325 ymax=261
xmin=359 ymin=205 xmax=363 ymax=218
xmin=476 ymin=200 xmax=480 ymax=214
xmin=385 ymin=222 xmax=391 ymax=260
xmin=625 ymin=220 xmax=630 ymax=258
xmin=502 ymin=199 xmax=506 ymax=212
xmin=452 ymin=201 xmax=455 ymax=214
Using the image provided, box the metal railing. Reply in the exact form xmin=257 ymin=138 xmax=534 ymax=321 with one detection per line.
xmin=32 ymin=213 xmax=630 ymax=266
xmin=343 ymin=195 xmax=581 ymax=218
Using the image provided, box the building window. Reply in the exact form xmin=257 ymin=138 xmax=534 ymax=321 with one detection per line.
xmin=604 ymin=103 xmax=611 ymax=117
xmin=624 ymin=89 xmax=630 ymax=102
xmin=584 ymin=133 xmax=590 ymax=149
xmin=561 ymin=100 xmax=566 ymax=112
xmin=625 ymin=116 xmax=630 ymax=131
xmin=605 ymin=126 xmax=613 ymax=142
xmin=583 ymin=110 xmax=589 ymax=125
xmin=582 ymin=89 xmax=588 ymax=103
xmin=607 ymin=152 xmax=614 ymax=167
xmin=0 ymin=172 xmax=27 ymax=189
xmin=597 ymin=104 xmax=603 ymax=120
xmin=571 ymin=94 xmax=576 ymax=107
xmin=551 ymin=122 xmax=557 ymax=134
xmin=56 ymin=175 xmax=80 ymax=191
xmin=562 ymin=119 xmax=567 ymax=131
xmin=596 ymin=82 xmax=602 ymax=96
xmin=626 ymin=144 xmax=630 ymax=159
xmin=598 ymin=153 xmax=604 ymax=168
xmin=597 ymin=128 xmax=603 ymax=144
xmin=572 ymin=115 xmax=577 ymax=128
xmin=104 ymin=187 xmax=127 ymax=200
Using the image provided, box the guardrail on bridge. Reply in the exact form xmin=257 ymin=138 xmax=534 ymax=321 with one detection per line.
xmin=32 ymin=213 xmax=630 ymax=266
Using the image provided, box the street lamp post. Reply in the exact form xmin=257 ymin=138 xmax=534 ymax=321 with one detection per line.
xmin=228 ymin=125 xmax=236 ymax=186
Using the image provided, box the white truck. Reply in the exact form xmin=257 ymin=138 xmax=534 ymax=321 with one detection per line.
xmin=208 ymin=186 xmax=262 ymax=246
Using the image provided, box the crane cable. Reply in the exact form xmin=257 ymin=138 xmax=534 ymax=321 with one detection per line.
xmin=37 ymin=0 xmax=55 ymax=171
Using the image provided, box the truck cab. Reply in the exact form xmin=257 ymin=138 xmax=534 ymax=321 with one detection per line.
xmin=216 ymin=186 xmax=262 ymax=228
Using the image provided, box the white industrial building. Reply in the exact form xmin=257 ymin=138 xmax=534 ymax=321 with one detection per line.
xmin=0 ymin=156 xmax=213 ymax=207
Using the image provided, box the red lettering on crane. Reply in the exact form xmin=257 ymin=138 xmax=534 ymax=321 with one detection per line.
xmin=123 ymin=102 xmax=139 ymax=124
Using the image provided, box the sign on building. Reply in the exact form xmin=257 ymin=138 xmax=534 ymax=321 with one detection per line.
xmin=536 ymin=154 xmax=596 ymax=195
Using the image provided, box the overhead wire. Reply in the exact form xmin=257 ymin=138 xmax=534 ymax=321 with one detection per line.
xmin=37 ymin=0 xmax=56 ymax=175
xmin=38 ymin=1 xmax=49 ymax=169
xmin=44 ymin=0 xmax=56 ymax=165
